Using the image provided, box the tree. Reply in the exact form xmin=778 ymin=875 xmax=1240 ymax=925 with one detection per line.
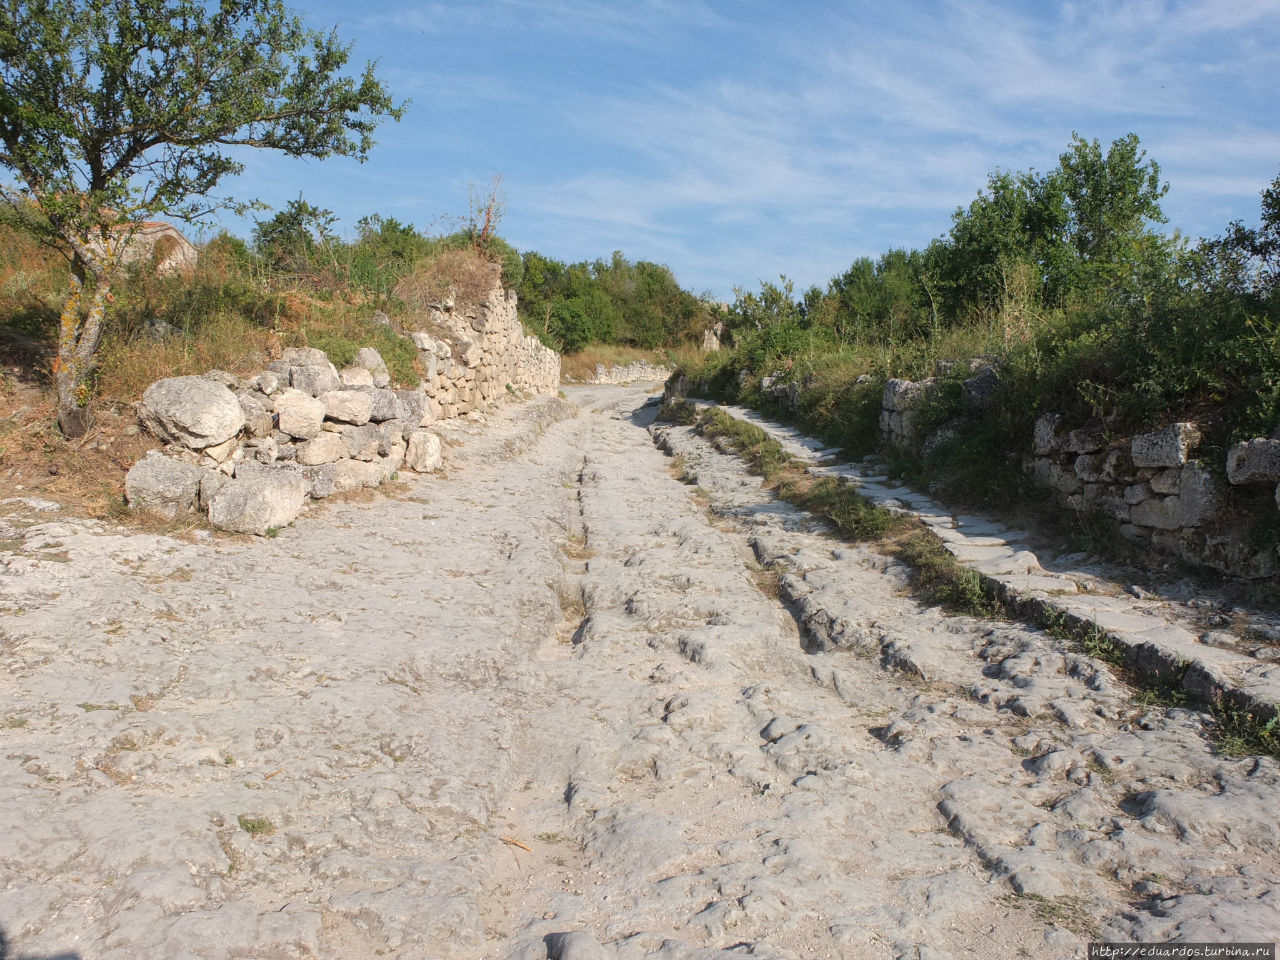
xmin=0 ymin=0 xmax=403 ymax=436
xmin=253 ymin=196 xmax=337 ymax=269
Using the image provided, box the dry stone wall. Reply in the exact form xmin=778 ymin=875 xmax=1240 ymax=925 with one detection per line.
xmin=880 ymin=369 xmax=1280 ymax=579
xmin=410 ymin=283 xmax=559 ymax=416
xmin=569 ymin=360 xmax=673 ymax=384
xmin=124 ymin=279 xmax=560 ymax=534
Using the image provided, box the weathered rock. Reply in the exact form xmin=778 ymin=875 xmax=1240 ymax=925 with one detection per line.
xmin=340 ymin=423 xmax=381 ymax=461
xmin=137 ymin=376 xmax=244 ymax=450
xmin=1046 ymin=462 xmax=1083 ymax=495
xmin=883 ymin=378 xmax=926 ymax=411
xmin=201 ymin=435 xmax=239 ymax=464
xmin=1149 ymin=468 xmax=1182 ymax=495
xmin=124 ymin=451 xmax=205 ymax=516
xmin=377 ymin=420 xmax=407 ymax=456
xmin=206 ymin=473 xmax=307 ymax=535
xmin=1177 ymin=461 xmax=1221 ymax=525
xmin=1131 ymin=422 xmax=1201 ymax=468
xmin=339 ymin=366 xmax=375 ymax=388
xmin=396 ymin=390 xmax=428 ymax=429
xmin=202 ymin=369 xmax=242 ymax=390
xmin=457 ymin=339 xmax=483 ymax=366
xmin=198 ymin=470 xmax=229 ymax=509
xmin=281 ymin=346 xmax=328 ymax=366
xmin=544 ymin=931 xmax=611 ymax=960
xmin=296 ymin=432 xmax=348 ymax=466
xmin=1226 ymin=439 xmax=1280 ymax=485
xmin=289 ymin=357 xmax=341 ymax=397
xmin=331 ymin=458 xmax=384 ymax=492
xmin=1033 ymin=413 xmax=1064 ymax=456
xmin=404 ymin=430 xmax=442 ymax=473
xmin=245 ymin=436 xmax=278 ymax=464
xmin=252 ymin=371 xmax=280 ymax=395
xmin=300 ymin=463 xmax=338 ymax=498
xmin=1098 ymin=447 xmax=1134 ymax=483
xmin=237 ymin=393 xmax=274 ymax=439
xmin=1124 ymin=482 xmax=1154 ymax=505
xmin=960 ymin=366 xmax=1001 ymax=412
xmin=320 ymin=390 xmax=374 ymax=426
xmin=274 ymin=389 xmax=326 ymax=440
xmin=1129 ymin=464 xmax=1220 ymax=529
xmin=1062 ymin=422 xmax=1106 ymax=454
xmin=354 ymin=347 xmax=391 ymax=387
xmin=1074 ymin=452 xmax=1106 ymax=482
xmin=363 ymin=388 xmax=404 ymax=424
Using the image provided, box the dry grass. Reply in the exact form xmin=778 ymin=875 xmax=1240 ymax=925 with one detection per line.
xmin=394 ymin=247 xmax=499 ymax=315
xmin=96 ymin=314 xmax=274 ymax=404
xmin=561 ymin=532 xmax=594 ymax=560
xmin=0 ymin=379 xmax=156 ymax=516
xmin=560 ymin=343 xmax=702 ymax=382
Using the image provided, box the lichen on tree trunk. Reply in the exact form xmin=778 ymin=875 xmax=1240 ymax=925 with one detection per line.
xmin=53 ymin=265 xmax=113 ymax=439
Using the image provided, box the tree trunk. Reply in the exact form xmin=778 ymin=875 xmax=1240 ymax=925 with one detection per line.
xmin=53 ymin=266 xmax=113 ymax=439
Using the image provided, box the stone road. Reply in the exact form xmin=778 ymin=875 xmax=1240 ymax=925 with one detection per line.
xmin=0 ymin=384 xmax=1276 ymax=960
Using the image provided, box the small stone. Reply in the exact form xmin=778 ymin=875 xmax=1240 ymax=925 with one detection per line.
xmin=404 ymin=430 xmax=442 ymax=472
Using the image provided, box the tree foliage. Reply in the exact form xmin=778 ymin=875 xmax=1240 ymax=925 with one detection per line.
xmin=0 ymin=0 xmax=402 ymax=435
xmin=516 ymin=248 xmax=713 ymax=352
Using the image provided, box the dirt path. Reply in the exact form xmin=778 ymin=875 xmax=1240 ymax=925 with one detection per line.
xmin=1 ymin=385 xmax=1276 ymax=960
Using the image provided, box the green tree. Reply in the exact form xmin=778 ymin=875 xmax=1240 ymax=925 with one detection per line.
xmin=253 ymin=196 xmax=337 ymax=269
xmin=0 ymin=0 xmax=403 ymax=436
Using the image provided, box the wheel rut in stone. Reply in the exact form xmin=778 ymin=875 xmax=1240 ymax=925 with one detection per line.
xmin=0 ymin=385 xmax=1276 ymax=960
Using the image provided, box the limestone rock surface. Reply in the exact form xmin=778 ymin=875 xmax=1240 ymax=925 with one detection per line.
xmin=138 ymin=376 xmax=244 ymax=450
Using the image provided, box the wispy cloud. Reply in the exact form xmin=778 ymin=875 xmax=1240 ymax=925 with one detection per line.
xmin=220 ymin=1 xmax=1280 ymax=298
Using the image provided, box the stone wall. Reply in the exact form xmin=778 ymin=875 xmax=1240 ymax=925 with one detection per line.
xmin=880 ymin=369 xmax=1280 ymax=579
xmin=408 ymin=283 xmax=560 ymax=415
xmin=124 ymin=279 xmax=560 ymax=534
xmin=571 ymin=360 xmax=673 ymax=385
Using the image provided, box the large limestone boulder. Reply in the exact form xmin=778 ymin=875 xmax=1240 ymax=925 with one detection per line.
xmin=124 ymin=451 xmax=205 ymax=516
xmin=320 ymin=390 xmax=374 ymax=426
xmin=340 ymin=423 xmax=380 ymax=461
xmin=274 ymin=389 xmax=325 ymax=440
xmin=332 ymin=458 xmax=384 ymax=492
xmin=404 ymin=430 xmax=442 ymax=473
xmin=296 ymin=432 xmax=347 ymax=466
xmin=138 ymin=376 xmax=244 ymax=450
xmin=363 ymin=388 xmax=404 ymax=423
xmin=207 ymin=474 xmax=307 ymax=535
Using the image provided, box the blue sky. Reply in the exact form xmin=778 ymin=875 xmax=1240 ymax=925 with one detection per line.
xmin=218 ymin=0 xmax=1280 ymax=300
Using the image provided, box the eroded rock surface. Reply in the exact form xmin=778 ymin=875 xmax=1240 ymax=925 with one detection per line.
xmin=1 ymin=385 xmax=1277 ymax=960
